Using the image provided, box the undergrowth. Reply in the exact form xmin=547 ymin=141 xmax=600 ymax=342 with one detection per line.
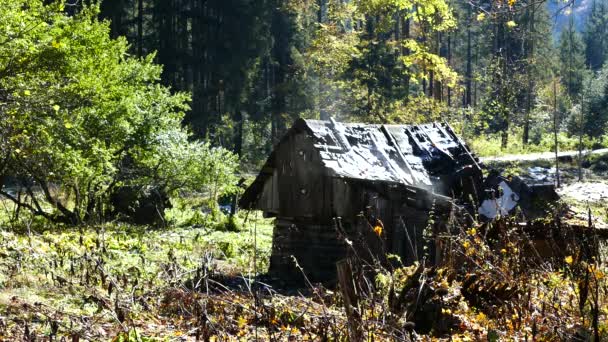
xmin=0 ymin=210 xmax=272 ymax=340
xmin=0 ymin=190 xmax=607 ymax=340
xmin=468 ymin=130 xmax=608 ymax=157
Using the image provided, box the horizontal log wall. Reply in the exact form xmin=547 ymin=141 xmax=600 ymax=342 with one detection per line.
xmin=269 ymin=218 xmax=349 ymax=282
xmin=268 ymin=205 xmax=434 ymax=282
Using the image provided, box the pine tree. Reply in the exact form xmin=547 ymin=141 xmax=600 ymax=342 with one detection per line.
xmin=584 ymin=0 xmax=608 ymax=71
xmin=559 ymin=17 xmax=586 ymax=99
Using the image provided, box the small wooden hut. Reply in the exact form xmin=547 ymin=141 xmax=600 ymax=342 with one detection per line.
xmin=240 ymin=118 xmax=483 ymax=281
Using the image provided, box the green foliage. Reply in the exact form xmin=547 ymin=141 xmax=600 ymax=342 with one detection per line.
xmin=80 ymin=0 xmax=608 ymax=164
xmin=469 ymin=128 xmax=604 ymax=158
xmin=216 ymin=215 xmax=241 ymax=232
xmin=0 ymin=211 xmax=273 ymax=339
xmin=581 ymin=65 xmax=608 ymax=138
xmin=584 ymin=1 xmax=608 ymax=71
xmin=112 ymin=329 xmax=151 ymax=342
xmin=559 ymin=17 xmax=587 ymax=98
xmin=0 ymin=0 xmax=238 ymax=223
xmin=131 ymin=129 xmax=239 ymax=197
xmin=307 ymin=0 xmax=457 ymax=122
xmin=562 ymin=65 xmax=608 ymax=139
xmin=462 ymin=0 xmax=555 ymax=147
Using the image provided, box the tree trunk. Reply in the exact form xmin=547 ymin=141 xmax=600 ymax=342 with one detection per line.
xmin=402 ymin=17 xmax=411 ymax=103
xmin=271 ymin=1 xmax=288 ymax=142
xmin=231 ymin=109 xmax=243 ymax=216
xmin=553 ymin=78 xmax=561 ymax=188
xmin=523 ymin=1 xmax=535 ymax=144
xmin=465 ymin=4 xmax=472 ymax=107
xmin=137 ymin=0 xmax=143 ymax=57
xmin=447 ymin=31 xmax=452 ymax=107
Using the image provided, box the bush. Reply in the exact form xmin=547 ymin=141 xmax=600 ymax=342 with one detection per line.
xmin=0 ymin=1 xmax=239 ymax=224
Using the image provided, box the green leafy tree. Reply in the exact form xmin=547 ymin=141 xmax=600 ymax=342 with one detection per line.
xmin=470 ymin=0 xmax=554 ymax=148
xmin=307 ymin=0 xmax=458 ymax=122
xmin=0 ymin=0 xmax=238 ymax=224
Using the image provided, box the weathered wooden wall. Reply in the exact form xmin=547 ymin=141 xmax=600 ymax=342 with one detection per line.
xmin=256 ymin=131 xmax=446 ymax=281
xmin=267 ymin=176 xmax=436 ymax=281
xmin=269 ymin=218 xmax=349 ymax=282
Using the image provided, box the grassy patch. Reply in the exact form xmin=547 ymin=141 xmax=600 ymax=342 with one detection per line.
xmin=0 ymin=211 xmax=273 ymax=340
xmin=468 ymin=130 xmax=608 ymax=157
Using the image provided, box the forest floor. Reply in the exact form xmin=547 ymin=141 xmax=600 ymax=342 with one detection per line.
xmin=0 ymin=215 xmax=279 ymax=341
xmin=0 ymin=155 xmax=607 ymax=341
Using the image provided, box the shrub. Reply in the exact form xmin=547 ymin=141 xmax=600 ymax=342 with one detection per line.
xmin=0 ymin=1 xmax=239 ymax=224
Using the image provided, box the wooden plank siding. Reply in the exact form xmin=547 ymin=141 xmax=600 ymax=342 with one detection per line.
xmin=240 ymin=119 xmax=480 ymax=282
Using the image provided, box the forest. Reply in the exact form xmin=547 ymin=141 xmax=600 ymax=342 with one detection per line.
xmin=98 ymin=0 xmax=608 ymax=162
xmin=1 ymin=0 xmax=608 ymax=340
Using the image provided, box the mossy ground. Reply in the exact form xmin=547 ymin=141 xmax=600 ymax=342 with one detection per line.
xmin=0 ymin=208 xmax=273 ymax=340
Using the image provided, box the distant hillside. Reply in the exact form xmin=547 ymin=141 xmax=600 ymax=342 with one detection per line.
xmin=549 ymin=0 xmax=592 ymax=38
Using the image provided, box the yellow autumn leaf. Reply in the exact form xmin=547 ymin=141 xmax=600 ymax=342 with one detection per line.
xmin=64 ymin=122 xmax=73 ymax=129
xmin=373 ymin=225 xmax=383 ymax=236
xmin=23 ymin=90 xmax=31 ymax=96
xmin=564 ymin=255 xmax=573 ymax=264
xmin=477 ymin=13 xmax=486 ymax=21
xmin=506 ymin=20 xmax=517 ymax=28
xmin=237 ymin=316 xmax=248 ymax=328
xmin=508 ymin=0 xmax=516 ymax=7
xmin=53 ymin=104 xmax=60 ymax=111
xmin=52 ymin=40 xmax=61 ymax=48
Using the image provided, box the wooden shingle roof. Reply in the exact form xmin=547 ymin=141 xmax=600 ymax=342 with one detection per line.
xmin=240 ymin=118 xmax=481 ymax=209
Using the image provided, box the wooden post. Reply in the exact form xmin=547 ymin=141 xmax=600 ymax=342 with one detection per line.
xmin=336 ymin=259 xmax=362 ymax=341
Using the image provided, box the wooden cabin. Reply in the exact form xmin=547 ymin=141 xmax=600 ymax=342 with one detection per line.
xmin=240 ymin=118 xmax=483 ymax=282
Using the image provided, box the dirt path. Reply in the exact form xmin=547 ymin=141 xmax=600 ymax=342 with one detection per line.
xmin=480 ymin=148 xmax=608 ymax=163
xmin=480 ymin=148 xmax=608 ymax=206
xmin=557 ymin=182 xmax=608 ymax=203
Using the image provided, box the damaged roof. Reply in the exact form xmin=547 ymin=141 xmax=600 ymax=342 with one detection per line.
xmin=240 ymin=118 xmax=481 ymax=208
